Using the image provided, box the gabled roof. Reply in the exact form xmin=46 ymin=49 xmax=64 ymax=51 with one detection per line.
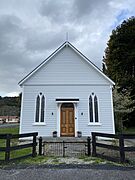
xmin=18 ymin=41 xmax=115 ymax=86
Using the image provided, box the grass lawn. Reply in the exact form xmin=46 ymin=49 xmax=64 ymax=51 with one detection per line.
xmin=0 ymin=126 xmax=19 ymax=148
xmin=0 ymin=125 xmax=32 ymax=161
xmin=0 ymin=126 xmax=19 ymax=134
xmin=0 ymin=155 xmax=122 ymax=168
xmin=0 ymin=125 xmax=19 ymax=146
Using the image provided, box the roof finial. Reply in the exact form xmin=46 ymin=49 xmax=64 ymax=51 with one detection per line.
xmin=66 ymin=32 xmax=68 ymax=42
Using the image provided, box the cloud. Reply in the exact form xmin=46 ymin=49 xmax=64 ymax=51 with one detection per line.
xmin=39 ymin=0 xmax=73 ymax=23
xmin=0 ymin=0 xmax=134 ymax=96
xmin=5 ymin=92 xmax=19 ymax=97
xmin=73 ymin=0 xmax=108 ymax=18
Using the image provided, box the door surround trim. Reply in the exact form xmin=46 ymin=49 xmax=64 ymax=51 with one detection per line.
xmin=56 ymin=100 xmax=78 ymax=137
xmin=60 ymin=103 xmax=74 ymax=137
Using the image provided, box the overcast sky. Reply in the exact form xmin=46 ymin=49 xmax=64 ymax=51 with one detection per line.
xmin=0 ymin=0 xmax=134 ymax=97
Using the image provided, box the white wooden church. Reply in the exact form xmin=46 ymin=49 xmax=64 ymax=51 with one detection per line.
xmin=19 ymin=41 xmax=115 ymax=137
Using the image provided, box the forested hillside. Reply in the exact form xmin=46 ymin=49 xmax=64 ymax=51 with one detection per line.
xmin=0 ymin=95 xmax=21 ymax=116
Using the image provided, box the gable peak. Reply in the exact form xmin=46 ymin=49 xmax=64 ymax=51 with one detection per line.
xmin=65 ymin=41 xmax=70 ymax=47
xmin=19 ymin=41 xmax=115 ymax=86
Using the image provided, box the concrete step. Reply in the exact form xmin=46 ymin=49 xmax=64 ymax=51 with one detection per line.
xmin=41 ymin=136 xmax=89 ymax=142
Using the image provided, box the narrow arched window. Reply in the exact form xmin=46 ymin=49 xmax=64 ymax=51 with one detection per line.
xmin=41 ymin=95 xmax=45 ymax=122
xmin=35 ymin=93 xmax=45 ymax=123
xmin=89 ymin=95 xmax=93 ymax=122
xmin=35 ymin=95 xmax=40 ymax=122
xmin=89 ymin=93 xmax=99 ymax=123
xmin=94 ymin=95 xmax=99 ymax=122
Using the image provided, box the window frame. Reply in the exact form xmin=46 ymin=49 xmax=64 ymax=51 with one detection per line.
xmin=33 ymin=93 xmax=46 ymax=125
xmin=88 ymin=93 xmax=101 ymax=126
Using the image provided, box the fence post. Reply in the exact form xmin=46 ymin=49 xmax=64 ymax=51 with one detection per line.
xmin=119 ymin=134 xmax=125 ymax=163
xmin=39 ymin=136 xmax=43 ymax=156
xmin=92 ymin=132 xmax=96 ymax=157
xmin=5 ymin=134 xmax=11 ymax=162
xmin=32 ymin=133 xmax=37 ymax=157
xmin=87 ymin=136 xmax=91 ymax=156
xmin=63 ymin=141 xmax=65 ymax=157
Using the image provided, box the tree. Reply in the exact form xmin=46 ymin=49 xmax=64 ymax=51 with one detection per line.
xmin=0 ymin=95 xmax=21 ymax=116
xmin=113 ymin=86 xmax=134 ymax=132
xmin=103 ymin=16 xmax=135 ymax=128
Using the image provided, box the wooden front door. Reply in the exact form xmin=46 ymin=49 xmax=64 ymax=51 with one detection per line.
xmin=60 ymin=103 xmax=75 ymax=137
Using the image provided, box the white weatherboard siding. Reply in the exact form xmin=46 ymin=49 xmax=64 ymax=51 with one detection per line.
xmin=23 ymin=47 xmax=110 ymax=86
xmin=20 ymin=85 xmax=114 ymax=137
xmin=19 ymin=42 xmax=115 ymax=137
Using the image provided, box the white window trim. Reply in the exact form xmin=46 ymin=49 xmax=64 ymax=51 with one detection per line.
xmin=88 ymin=94 xmax=100 ymax=125
xmin=33 ymin=93 xmax=46 ymax=125
xmin=33 ymin=122 xmax=46 ymax=126
xmin=88 ymin=122 xmax=101 ymax=126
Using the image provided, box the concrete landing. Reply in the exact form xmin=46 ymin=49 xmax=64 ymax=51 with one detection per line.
xmin=41 ymin=136 xmax=89 ymax=142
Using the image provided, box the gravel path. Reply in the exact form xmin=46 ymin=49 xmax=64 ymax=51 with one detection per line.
xmin=0 ymin=164 xmax=135 ymax=180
